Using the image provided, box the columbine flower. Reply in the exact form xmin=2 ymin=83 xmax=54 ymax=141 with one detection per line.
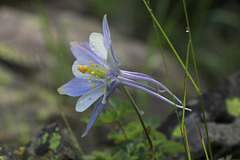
xmin=58 ymin=15 xmax=190 ymax=137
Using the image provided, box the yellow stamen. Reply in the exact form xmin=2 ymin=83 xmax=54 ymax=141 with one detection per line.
xmin=101 ymin=88 xmax=105 ymax=92
xmin=104 ymin=59 xmax=106 ymax=63
xmin=90 ymin=61 xmax=95 ymax=68
xmin=78 ymin=60 xmax=108 ymax=89
xmin=87 ymin=77 xmax=91 ymax=82
xmin=78 ymin=65 xmax=89 ymax=73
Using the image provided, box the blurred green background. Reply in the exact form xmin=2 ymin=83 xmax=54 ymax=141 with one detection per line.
xmin=0 ymin=0 xmax=240 ymax=153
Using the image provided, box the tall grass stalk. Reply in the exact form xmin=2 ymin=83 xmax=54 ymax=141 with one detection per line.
xmin=182 ymin=0 xmax=213 ymax=159
xmin=143 ymin=0 xmax=213 ymax=159
xmin=197 ymin=121 xmax=209 ymax=160
xmin=142 ymin=0 xmax=199 ymax=94
xmin=184 ymin=124 xmax=191 ymax=159
xmin=151 ymin=14 xmax=189 ymax=159
xmin=146 ymin=1 xmax=191 ymax=159
xmin=182 ymin=40 xmax=191 ymax=130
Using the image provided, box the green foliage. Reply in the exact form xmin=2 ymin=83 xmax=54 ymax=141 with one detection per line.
xmin=80 ymin=97 xmax=134 ymax=126
xmin=218 ymin=155 xmax=233 ymax=160
xmin=161 ymin=141 xmax=185 ymax=154
xmin=81 ymin=98 xmax=184 ymax=159
xmin=83 ymin=151 xmax=113 ymax=160
xmin=172 ymin=125 xmax=182 ymax=138
xmin=226 ymin=97 xmax=240 ymax=117
xmin=107 ymin=121 xmax=183 ymax=159
xmin=49 ymin=132 xmax=61 ymax=152
xmin=108 ymin=122 xmax=142 ymax=144
xmin=0 ymin=156 xmax=5 ymax=160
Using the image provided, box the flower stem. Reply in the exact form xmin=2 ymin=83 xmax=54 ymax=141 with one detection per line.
xmin=121 ymin=86 xmax=157 ymax=160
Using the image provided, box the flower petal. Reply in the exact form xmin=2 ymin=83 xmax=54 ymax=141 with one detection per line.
xmin=89 ymin=32 xmax=107 ymax=60
xmin=106 ymin=43 xmax=120 ymax=74
xmin=57 ymin=78 xmax=97 ymax=97
xmin=75 ymin=88 xmax=104 ymax=112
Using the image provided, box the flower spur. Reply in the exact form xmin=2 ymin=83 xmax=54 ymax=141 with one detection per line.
xmin=58 ymin=15 xmax=191 ymax=137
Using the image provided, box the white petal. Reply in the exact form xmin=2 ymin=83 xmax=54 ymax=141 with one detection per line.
xmin=89 ymin=32 xmax=107 ymax=60
xmin=75 ymin=88 xmax=104 ymax=112
xmin=72 ymin=60 xmax=91 ymax=79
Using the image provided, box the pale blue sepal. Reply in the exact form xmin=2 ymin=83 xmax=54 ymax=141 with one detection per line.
xmin=81 ymin=88 xmax=114 ymax=137
xmin=57 ymin=77 xmax=95 ymax=97
xmin=70 ymin=41 xmax=103 ymax=65
xmin=102 ymin=15 xmax=120 ymax=66
xmin=103 ymin=14 xmax=111 ymax=49
xmin=75 ymin=87 xmax=104 ymax=112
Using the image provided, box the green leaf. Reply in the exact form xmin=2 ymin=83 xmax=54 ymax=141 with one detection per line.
xmin=172 ymin=125 xmax=182 ymax=138
xmin=161 ymin=141 xmax=185 ymax=154
xmin=80 ymin=98 xmax=134 ymax=126
xmin=226 ymin=97 xmax=240 ymax=117
xmin=109 ymin=97 xmax=121 ymax=110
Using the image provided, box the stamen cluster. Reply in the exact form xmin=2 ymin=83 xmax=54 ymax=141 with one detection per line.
xmin=77 ymin=60 xmax=108 ymax=91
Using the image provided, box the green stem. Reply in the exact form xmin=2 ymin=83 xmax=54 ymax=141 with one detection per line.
xmin=182 ymin=1 xmax=213 ymax=159
xmin=184 ymin=124 xmax=191 ymax=160
xmin=182 ymin=40 xmax=191 ymax=129
xmin=121 ymin=86 xmax=157 ymax=160
xmin=197 ymin=121 xmax=209 ymax=160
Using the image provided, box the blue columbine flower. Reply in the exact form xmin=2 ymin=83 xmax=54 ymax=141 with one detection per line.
xmin=58 ymin=15 xmax=190 ymax=137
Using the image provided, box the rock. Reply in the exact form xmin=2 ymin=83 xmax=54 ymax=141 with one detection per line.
xmin=158 ymin=71 xmax=240 ymax=159
xmin=208 ymin=118 xmax=240 ymax=158
xmin=0 ymin=142 xmax=15 ymax=160
xmin=24 ymin=123 xmax=78 ymax=160
xmin=0 ymin=123 xmax=80 ymax=159
xmin=216 ymin=71 xmax=240 ymax=99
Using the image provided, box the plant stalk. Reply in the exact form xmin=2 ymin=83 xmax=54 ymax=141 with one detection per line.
xmin=121 ymin=86 xmax=157 ymax=160
xmin=182 ymin=0 xmax=213 ymax=159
